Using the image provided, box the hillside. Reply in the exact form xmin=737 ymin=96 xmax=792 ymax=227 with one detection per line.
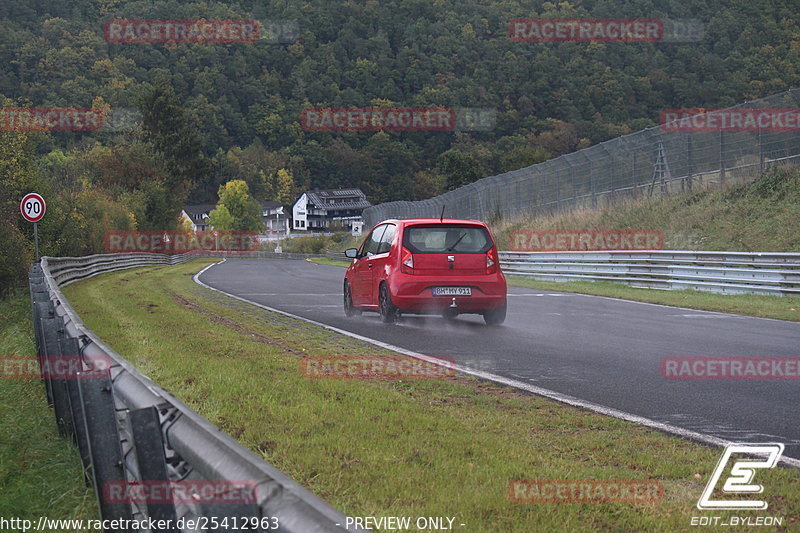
xmin=492 ymin=166 xmax=800 ymax=252
xmin=2 ymin=0 xmax=800 ymax=205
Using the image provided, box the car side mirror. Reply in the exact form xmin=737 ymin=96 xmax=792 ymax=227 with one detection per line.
xmin=344 ymin=248 xmax=358 ymax=259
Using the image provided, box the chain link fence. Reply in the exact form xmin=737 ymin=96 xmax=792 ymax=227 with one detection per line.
xmin=364 ymin=89 xmax=800 ymax=227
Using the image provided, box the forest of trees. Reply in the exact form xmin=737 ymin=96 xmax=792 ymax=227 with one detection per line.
xmin=2 ymin=0 xmax=800 ymax=293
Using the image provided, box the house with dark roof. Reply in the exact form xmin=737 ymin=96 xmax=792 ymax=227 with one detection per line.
xmin=291 ymin=188 xmax=371 ymax=232
xmin=180 ymin=204 xmax=215 ymax=231
xmin=260 ymin=200 xmax=290 ymax=235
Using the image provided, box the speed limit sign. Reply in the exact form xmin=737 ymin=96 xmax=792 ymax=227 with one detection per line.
xmin=21 ymin=192 xmax=46 ymax=261
xmin=20 ymin=193 xmax=46 ymax=222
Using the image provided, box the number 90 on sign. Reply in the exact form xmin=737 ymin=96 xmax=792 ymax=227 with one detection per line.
xmin=20 ymin=193 xmax=46 ymax=222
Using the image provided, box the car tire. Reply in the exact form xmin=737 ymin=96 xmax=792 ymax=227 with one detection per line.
xmin=483 ymin=302 xmax=506 ymax=326
xmin=343 ymin=281 xmax=360 ymax=317
xmin=379 ymin=283 xmax=397 ymax=323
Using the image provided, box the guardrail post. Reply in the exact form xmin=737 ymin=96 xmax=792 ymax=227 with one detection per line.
xmin=78 ymin=370 xmax=133 ymax=523
xmin=59 ymin=335 xmax=93 ymax=481
xmin=128 ymin=406 xmax=179 ymax=530
xmin=29 ymin=267 xmax=54 ymax=404
xmin=32 ymin=299 xmax=55 ymax=405
xmin=42 ymin=311 xmax=72 ymax=436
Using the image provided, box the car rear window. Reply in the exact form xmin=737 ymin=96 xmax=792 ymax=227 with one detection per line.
xmin=403 ymin=225 xmax=492 ymax=254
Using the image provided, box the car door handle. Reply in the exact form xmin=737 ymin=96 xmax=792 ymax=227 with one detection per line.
xmin=368 ymin=263 xmax=374 ymax=268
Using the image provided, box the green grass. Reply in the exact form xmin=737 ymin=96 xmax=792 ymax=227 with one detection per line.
xmin=506 ymin=276 xmax=800 ymax=322
xmin=306 ymin=258 xmax=800 ymax=322
xmin=61 ymin=260 xmax=800 ymax=532
xmin=307 ymin=257 xmax=352 ymax=268
xmin=0 ymin=290 xmax=96 ymax=519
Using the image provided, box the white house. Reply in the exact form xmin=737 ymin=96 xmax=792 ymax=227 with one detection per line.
xmin=261 ymin=200 xmax=290 ymax=235
xmin=180 ymin=204 xmax=215 ymax=231
xmin=292 ymin=188 xmax=371 ymax=232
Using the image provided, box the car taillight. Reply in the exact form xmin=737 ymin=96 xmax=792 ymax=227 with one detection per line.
xmin=401 ymin=247 xmax=414 ymax=274
xmin=486 ymin=248 xmax=498 ymax=274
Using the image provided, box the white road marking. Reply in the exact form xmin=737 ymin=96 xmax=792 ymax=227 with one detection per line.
xmin=282 ymin=305 xmax=341 ymax=308
xmin=193 ymin=260 xmax=800 ymax=469
xmin=672 ymin=313 xmax=746 ymax=318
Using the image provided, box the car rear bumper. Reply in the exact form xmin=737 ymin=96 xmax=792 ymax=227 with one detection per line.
xmin=388 ymin=273 xmax=507 ymax=313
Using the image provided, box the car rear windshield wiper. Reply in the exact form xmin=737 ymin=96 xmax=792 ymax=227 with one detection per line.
xmin=447 ymin=232 xmax=466 ymax=251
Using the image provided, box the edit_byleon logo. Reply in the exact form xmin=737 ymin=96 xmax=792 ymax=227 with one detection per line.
xmin=697 ymin=443 xmax=784 ymax=511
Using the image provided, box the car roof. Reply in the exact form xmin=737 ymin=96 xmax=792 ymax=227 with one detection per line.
xmin=379 ymin=218 xmax=488 ymax=227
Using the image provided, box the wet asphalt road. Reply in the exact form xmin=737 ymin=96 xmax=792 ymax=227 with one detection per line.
xmin=198 ymin=258 xmax=800 ymax=460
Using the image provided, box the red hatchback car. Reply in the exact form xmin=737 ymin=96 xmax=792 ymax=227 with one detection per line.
xmin=343 ymin=219 xmax=507 ymax=325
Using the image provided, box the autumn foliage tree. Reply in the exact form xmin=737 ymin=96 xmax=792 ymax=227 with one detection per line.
xmin=215 ymin=180 xmax=263 ymax=232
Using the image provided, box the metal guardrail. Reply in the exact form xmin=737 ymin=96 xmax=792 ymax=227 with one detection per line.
xmin=30 ymin=253 xmax=361 ymax=532
xmin=500 ymin=250 xmax=800 ymax=295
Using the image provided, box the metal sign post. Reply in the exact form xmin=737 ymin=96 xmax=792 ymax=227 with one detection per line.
xmin=20 ymin=192 xmax=46 ymax=262
xmin=33 ymin=222 xmax=39 ymax=261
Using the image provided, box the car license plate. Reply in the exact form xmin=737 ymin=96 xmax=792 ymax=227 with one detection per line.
xmin=433 ymin=287 xmax=472 ymax=296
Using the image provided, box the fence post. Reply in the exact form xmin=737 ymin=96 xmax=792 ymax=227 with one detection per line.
xmin=555 ymin=169 xmax=561 ymax=212
xmin=610 ymin=165 xmax=615 ymax=203
xmin=687 ymin=134 xmax=694 ymax=192
xmin=719 ymin=131 xmax=726 ymax=184
xmin=759 ymin=128 xmax=765 ymax=171
xmin=570 ymin=165 xmax=577 ymax=209
xmin=535 ymin=172 xmax=542 ymax=214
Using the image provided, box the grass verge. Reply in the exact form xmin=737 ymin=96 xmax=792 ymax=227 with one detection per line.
xmin=307 ymin=257 xmax=352 ymax=268
xmin=306 ymin=258 xmax=800 ymax=322
xmin=490 ymin=166 xmax=800 ymax=252
xmin=62 ymin=260 xmax=800 ymax=532
xmin=505 ymin=276 xmax=800 ymax=322
xmin=0 ymin=289 xmax=96 ymax=519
